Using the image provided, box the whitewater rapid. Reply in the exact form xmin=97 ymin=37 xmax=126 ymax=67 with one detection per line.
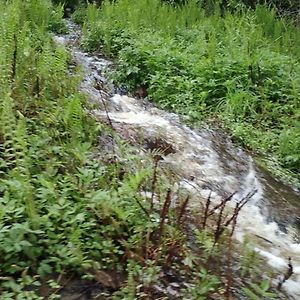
xmin=54 ymin=21 xmax=300 ymax=299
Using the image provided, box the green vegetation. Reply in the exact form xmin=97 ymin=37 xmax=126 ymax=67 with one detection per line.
xmin=0 ymin=0 xmax=294 ymax=299
xmin=78 ymin=0 xmax=300 ymax=184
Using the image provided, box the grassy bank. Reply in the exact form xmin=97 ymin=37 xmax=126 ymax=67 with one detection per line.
xmin=76 ymin=0 xmax=300 ymax=185
xmin=0 ymin=0 xmax=288 ymax=299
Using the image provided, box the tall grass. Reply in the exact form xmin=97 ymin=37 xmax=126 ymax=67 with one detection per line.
xmin=0 ymin=0 xmax=161 ymax=297
xmin=80 ymin=0 xmax=300 ymax=182
xmin=0 ymin=0 xmax=279 ymax=298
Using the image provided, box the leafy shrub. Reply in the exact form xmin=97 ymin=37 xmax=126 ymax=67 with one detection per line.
xmin=80 ymin=0 xmax=300 ymax=182
xmin=0 ymin=1 xmax=239 ymax=299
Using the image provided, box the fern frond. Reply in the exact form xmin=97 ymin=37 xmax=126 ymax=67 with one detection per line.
xmin=0 ymin=95 xmax=17 ymax=170
xmin=63 ymin=96 xmax=84 ymax=139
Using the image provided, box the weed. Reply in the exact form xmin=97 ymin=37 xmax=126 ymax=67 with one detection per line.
xmin=0 ymin=0 xmax=289 ymax=298
xmin=80 ymin=0 xmax=300 ymax=183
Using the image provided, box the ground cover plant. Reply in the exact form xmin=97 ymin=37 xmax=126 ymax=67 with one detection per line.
xmin=78 ymin=0 xmax=300 ymax=185
xmin=0 ymin=0 xmax=274 ymax=300
xmin=0 ymin=0 xmax=293 ymax=299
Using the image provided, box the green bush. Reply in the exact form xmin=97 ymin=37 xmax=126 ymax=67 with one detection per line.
xmin=80 ymin=0 xmax=300 ymax=182
xmin=0 ymin=1 xmax=250 ymax=298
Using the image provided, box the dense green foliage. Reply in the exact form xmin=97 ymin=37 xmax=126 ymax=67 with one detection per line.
xmin=0 ymin=0 xmax=293 ymax=298
xmin=0 ymin=0 xmax=194 ymax=298
xmin=0 ymin=0 xmax=279 ymax=299
xmin=54 ymin=0 xmax=300 ymax=19
xmin=79 ymin=0 xmax=300 ymax=183
xmin=201 ymin=0 xmax=300 ymax=14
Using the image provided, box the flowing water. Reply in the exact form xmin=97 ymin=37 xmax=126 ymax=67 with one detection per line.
xmin=54 ymin=21 xmax=300 ymax=299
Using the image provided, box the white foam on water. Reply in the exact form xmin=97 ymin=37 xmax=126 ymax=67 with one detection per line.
xmin=98 ymin=95 xmax=300 ymax=298
xmin=106 ymin=96 xmax=300 ymax=299
xmin=56 ymin=23 xmax=300 ymax=299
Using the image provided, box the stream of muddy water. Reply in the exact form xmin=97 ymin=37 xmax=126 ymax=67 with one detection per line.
xmin=54 ymin=20 xmax=300 ymax=299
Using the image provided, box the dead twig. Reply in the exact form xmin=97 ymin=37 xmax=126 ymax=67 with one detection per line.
xmin=94 ymin=78 xmax=114 ymax=130
xmin=157 ymin=189 xmax=172 ymax=246
xmin=150 ymin=159 xmax=159 ymax=213
xmin=177 ymin=195 xmax=190 ymax=227
xmin=207 ymin=192 xmax=237 ymax=218
xmin=202 ymin=191 xmax=211 ymax=229
xmin=11 ymin=34 xmax=17 ymax=83
xmin=277 ymin=257 xmax=294 ymax=290
xmin=224 ymin=190 xmax=257 ymax=233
